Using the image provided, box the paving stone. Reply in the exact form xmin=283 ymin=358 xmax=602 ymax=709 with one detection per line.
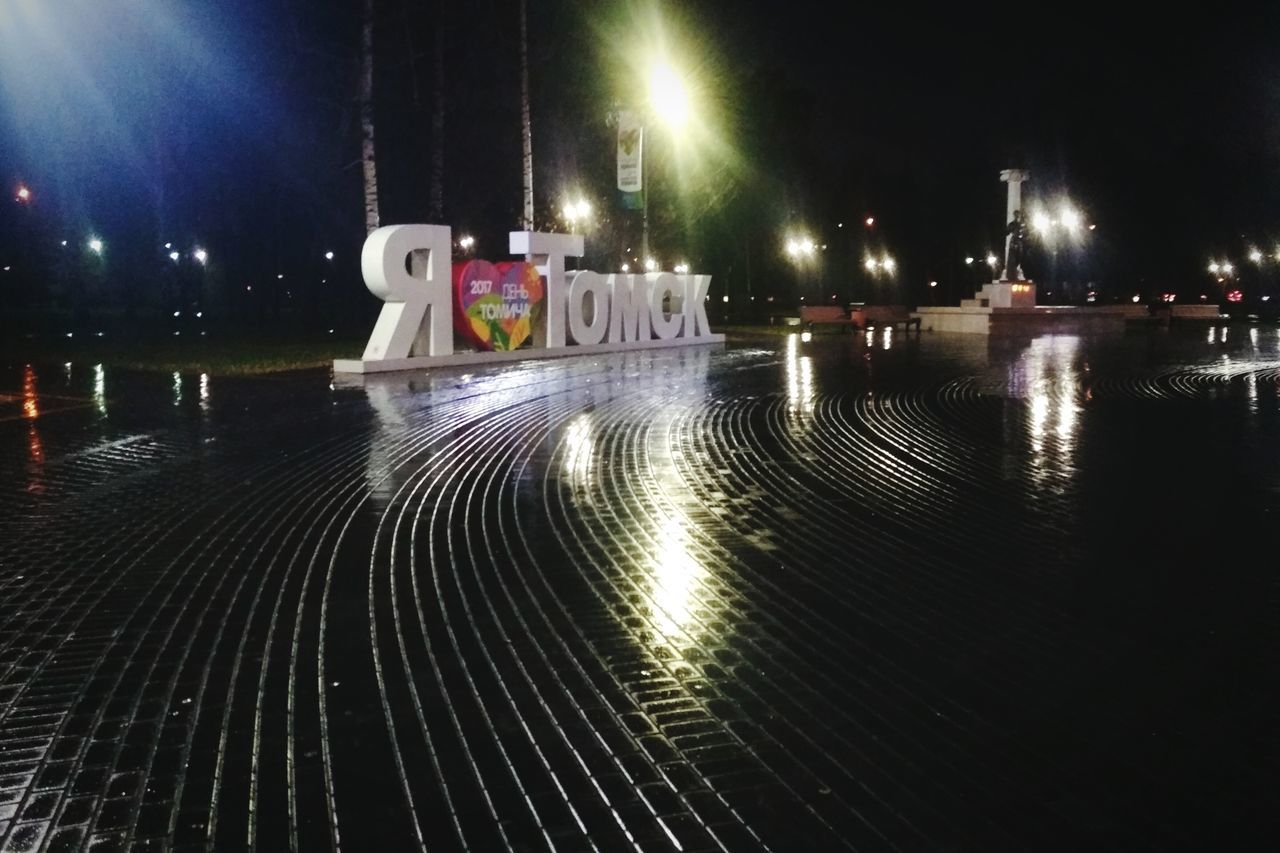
xmin=1 ymin=331 xmax=1277 ymax=850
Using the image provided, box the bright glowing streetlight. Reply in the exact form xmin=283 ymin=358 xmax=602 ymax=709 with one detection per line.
xmin=1030 ymin=201 xmax=1088 ymax=241
xmin=864 ymin=255 xmax=896 ymax=275
xmin=168 ymin=251 xmax=180 ymax=262
xmin=1249 ymin=249 xmax=1263 ymax=263
xmin=786 ymin=232 xmax=821 ymax=299
xmin=647 ymin=63 xmax=690 ymax=129
xmin=964 ymin=256 xmax=974 ymax=265
xmin=639 ymin=60 xmax=692 ymax=263
xmin=986 ymin=253 xmax=999 ymax=269
xmin=324 ymin=250 xmax=335 ymax=261
xmin=16 ymin=186 xmax=31 ymax=203
xmin=786 ymin=236 xmax=816 ymax=258
xmin=87 ymin=237 xmax=103 ymax=254
xmin=193 ymin=248 xmax=208 ymax=265
xmin=562 ymin=198 xmax=592 ymax=231
xmin=1059 ymin=206 xmax=1081 ymax=232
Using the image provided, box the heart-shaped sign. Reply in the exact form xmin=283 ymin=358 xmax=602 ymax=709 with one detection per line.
xmin=452 ymin=260 xmax=544 ymax=351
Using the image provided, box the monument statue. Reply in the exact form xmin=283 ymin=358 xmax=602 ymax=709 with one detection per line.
xmin=1004 ymin=209 xmax=1027 ymax=281
xmin=998 ymin=168 xmax=1031 ymax=282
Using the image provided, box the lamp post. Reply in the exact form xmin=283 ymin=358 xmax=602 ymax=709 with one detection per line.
xmin=640 ymin=62 xmax=690 ymax=266
xmin=562 ymin=198 xmax=591 ymax=268
xmin=785 ymin=233 xmax=818 ymax=303
xmin=1028 ymin=200 xmax=1088 ymax=301
xmin=562 ymin=198 xmax=592 ymax=233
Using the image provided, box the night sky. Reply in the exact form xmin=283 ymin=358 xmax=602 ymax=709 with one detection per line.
xmin=3 ymin=0 xmax=1279 ymax=317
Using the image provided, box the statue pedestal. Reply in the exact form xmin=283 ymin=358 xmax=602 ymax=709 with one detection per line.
xmin=986 ymin=280 xmax=1036 ymax=309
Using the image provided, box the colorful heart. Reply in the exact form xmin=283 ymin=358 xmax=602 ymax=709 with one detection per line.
xmin=452 ymin=260 xmax=544 ymax=352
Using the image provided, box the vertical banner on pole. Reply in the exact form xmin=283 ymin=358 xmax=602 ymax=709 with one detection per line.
xmin=617 ymin=110 xmax=644 ymax=210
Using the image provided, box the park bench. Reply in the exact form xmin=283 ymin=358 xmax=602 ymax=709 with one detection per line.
xmin=799 ymin=305 xmax=860 ymax=332
xmin=857 ymin=304 xmax=921 ymax=332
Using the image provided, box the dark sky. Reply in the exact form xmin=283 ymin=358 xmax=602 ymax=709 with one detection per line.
xmin=3 ymin=0 xmax=1278 ymax=299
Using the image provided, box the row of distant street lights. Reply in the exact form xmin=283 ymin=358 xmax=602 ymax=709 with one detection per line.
xmin=13 ymin=181 xmax=348 ymax=270
xmin=1207 ymin=249 xmax=1280 ymax=282
xmin=17 ymin=172 xmax=1272 ymax=298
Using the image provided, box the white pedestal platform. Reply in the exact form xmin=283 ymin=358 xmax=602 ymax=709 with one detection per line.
xmin=910 ymin=281 xmax=1163 ymax=335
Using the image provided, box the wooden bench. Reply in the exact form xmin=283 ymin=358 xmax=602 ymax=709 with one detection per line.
xmin=857 ymin=304 xmax=921 ymax=332
xmin=799 ymin=305 xmax=859 ymax=332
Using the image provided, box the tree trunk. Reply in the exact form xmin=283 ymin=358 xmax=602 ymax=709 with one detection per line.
xmin=519 ymin=0 xmax=533 ymax=230
xmin=361 ymin=0 xmax=380 ymax=235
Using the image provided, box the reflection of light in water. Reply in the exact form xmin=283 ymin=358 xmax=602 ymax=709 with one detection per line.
xmin=172 ymin=371 xmax=182 ymax=406
xmin=1250 ymin=327 xmax=1259 ymax=348
xmin=648 ymin=515 xmax=706 ymax=643
xmin=1012 ymin=335 xmax=1082 ymax=463
xmin=23 ymin=365 xmax=38 ymax=419
xmin=563 ymin=414 xmax=593 ymax=491
xmin=28 ymin=423 xmax=43 ymax=465
xmin=199 ymin=373 xmax=210 ymax=412
xmin=93 ymin=364 xmax=106 ymax=415
xmin=63 ymin=361 xmax=72 ymax=381
xmin=784 ymin=334 xmax=814 ymax=414
xmin=882 ymin=327 xmax=893 ymax=350
xmin=27 ymin=419 xmax=45 ymax=494
xmin=1029 ymin=394 xmax=1050 ymax=443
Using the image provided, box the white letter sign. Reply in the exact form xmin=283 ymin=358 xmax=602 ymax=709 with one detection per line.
xmin=361 ymin=225 xmax=453 ymax=359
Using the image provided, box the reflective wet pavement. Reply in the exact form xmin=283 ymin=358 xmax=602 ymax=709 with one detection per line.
xmin=1 ymin=326 xmax=1277 ymax=852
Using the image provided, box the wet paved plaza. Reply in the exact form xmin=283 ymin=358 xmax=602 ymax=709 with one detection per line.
xmin=1 ymin=325 xmax=1277 ymax=852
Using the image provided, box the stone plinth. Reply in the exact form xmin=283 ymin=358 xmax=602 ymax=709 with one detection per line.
xmin=963 ymin=281 xmax=1036 ymax=309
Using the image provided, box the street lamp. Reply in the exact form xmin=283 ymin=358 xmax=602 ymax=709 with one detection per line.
xmin=562 ymin=198 xmax=592 ymax=232
xmin=640 ymin=61 xmax=691 ymax=265
xmin=15 ymin=185 xmax=31 ymax=203
xmin=1207 ymin=260 xmax=1235 ymax=285
xmin=786 ymin=232 xmax=818 ymax=299
xmin=88 ymin=237 xmax=104 ymax=254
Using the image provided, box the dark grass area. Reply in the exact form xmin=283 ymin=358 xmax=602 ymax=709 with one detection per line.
xmin=0 ymin=329 xmax=369 ymax=376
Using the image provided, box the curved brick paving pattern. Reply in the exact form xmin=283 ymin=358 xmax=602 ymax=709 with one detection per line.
xmin=1 ymin=329 xmax=1277 ymax=851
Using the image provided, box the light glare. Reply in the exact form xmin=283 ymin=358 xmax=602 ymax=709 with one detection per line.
xmin=648 ymin=63 xmax=690 ymax=127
